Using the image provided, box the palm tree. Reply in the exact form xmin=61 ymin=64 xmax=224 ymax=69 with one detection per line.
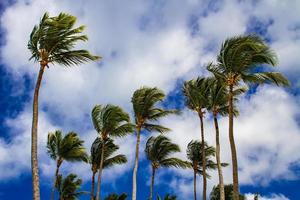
xmin=207 ymin=34 xmax=290 ymax=200
xmin=47 ymin=130 xmax=89 ymax=200
xmin=182 ymin=77 xmax=211 ymax=200
xmin=210 ymin=184 xmax=245 ymax=200
xmin=206 ymin=79 xmax=245 ymax=200
xmin=156 ymin=194 xmax=177 ymax=200
xmin=145 ymin=135 xmax=189 ymax=200
xmin=56 ymin=173 xmax=88 ymax=200
xmin=131 ymin=87 xmax=179 ymax=200
xmin=104 ymin=193 xmax=128 ymax=200
xmin=90 ymin=138 xmax=127 ymax=200
xmin=28 ymin=12 xmax=100 ymax=200
xmin=186 ymin=140 xmax=227 ymax=200
xmin=91 ymin=104 xmax=133 ymax=200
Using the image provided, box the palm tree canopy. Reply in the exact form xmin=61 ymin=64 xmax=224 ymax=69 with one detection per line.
xmin=47 ymin=130 xmax=88 ymax=162
xmin=56 ymin=174 xmax=88 ymax=200
xmin=187 ymin=140 xmax=227 ymax=176
xmin=182 ymin=77 xmax=212 ymax=113
xmin=28 ymin=12 xmax=100 ymax=66
xmin=104 ymin=193 xmax=128 ymax=200
xmin=131 ymin=87 xmax=179 ymax=133
xmin=156 ymin=194 xmax=177 ymax=200
xmin=91 ymin=104 xmax=134 ymax=138
xmin=207 ymin=34 xmax=289 ymax=87
xmin=145 ymin=135 xmax=190 ymax=169
xmin=210 ymin=184 xmax=245 ymax=200
xmin=90 ymin=138 xmax=127 ymax=172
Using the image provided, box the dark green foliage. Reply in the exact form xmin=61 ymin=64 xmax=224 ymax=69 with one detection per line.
xmin=156 ymin=194 xmax=177 ymax=200
xmin=104 ymin=193 xmax=128 ymax=200
xmin=210 ymin=184 xmax=245 ymax=200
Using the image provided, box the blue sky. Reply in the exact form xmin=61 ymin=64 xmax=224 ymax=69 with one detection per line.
xmin=0 ymin=0 xmax=300 ymax=200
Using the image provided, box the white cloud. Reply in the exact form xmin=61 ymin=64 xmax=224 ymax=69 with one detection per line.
xmin=245 ymin=193 xmax=290 ymax=200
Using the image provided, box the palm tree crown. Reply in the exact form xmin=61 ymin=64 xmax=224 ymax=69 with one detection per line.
xmin=56 ymin=174 xmax=87 ymax=200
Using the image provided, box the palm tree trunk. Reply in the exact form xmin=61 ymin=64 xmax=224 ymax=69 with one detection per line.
xmin=96 ymin=142 xmax=105 ymax=200
xmin=228 ymin=85 xmax=239 ymax=200
xmin=213 ymin=115 xmax=225 ymax=200
xmin=132 ymin=126 xmax=141 ymax=200
xmin=31 ymin=64 xmax=46 ymax=200
xmin=91 ymin=171 xmax=96 ymax=200
xmin=149 ymin=166 xmax=156 ymax=200
xmin=51 ymin=159 xmax=62 ymax=200
xmin=199 ymin=113 xmax=207 ymax=200
xmin=193 ymin=169 xmax=197 ymax=200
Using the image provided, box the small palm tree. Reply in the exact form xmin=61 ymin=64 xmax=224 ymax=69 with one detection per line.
xmin=210 ymin=184 xmax=245 ymax=200
xmin=186 ymin=141 xmax=227 ymax=200
xmin=90 ymin=138 xmax=127 ymax=200
xmin=145 ymin=135 xmax=189 ymax=200
xmin=56 ymin=173 xmax=88 ymax=200
xmin=91 ymin=104 xmax=133 ymax=200
xmin=131 ymin=87 xmax=178 ymax=200
xmin=104 ymin=193 xmax=128 ymax=200
xmin=156 ymin=194 xmax=177 ymax=200
xmin=28 ymin=12 xmax=100 ymax=200
xmin=183 ymin=77 xmax=211 ymax=200
xmin=47 ymin=130 xmax=88 ymax=200
xmin=207 ymin=34 xmax=290 ymax=200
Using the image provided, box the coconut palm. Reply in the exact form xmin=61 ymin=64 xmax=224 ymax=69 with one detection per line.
xmin=145 ymin=135 xmax=189 ymax=200
xmin=206 ymin=79 xmax=245 ymax=200
xmin=104 ymin=193 xmax=128 ymax=200
xmin=90 ymin=138 xmax=127 ymax=200
xmin=186 ymin=140 xmax=227 ymax=200
xmin=47 ymin=130 xmax=88 ymax=200
xmin=207 ymin=34 xmax=290 ymax=200
xmin=156 ymin=194 xmax=177 ymax=200
xmin=131 ymin=87 xmax=178 ymax=200
xmin=56 ymin=173 xmax=88 ymax=200
xmin=182 ymin=77 xmax=212 ymax=200
xmin=210 ymin=184 xmax=245 ymax=200
xmin=28 ymin=12 xmax=100 ymax=199
xmin=91 ymin=104 xmax=133 ymax=200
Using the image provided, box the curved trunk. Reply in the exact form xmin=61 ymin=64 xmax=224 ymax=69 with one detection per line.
xmin=193 ymin=169 xmax=197 ymax=200
xmin=228 ymin=85 xmax=239 ymax=200
xmin=91 ymin=171 xmax=96 ymax=200
xmin=96 ymin=142 xmax=105 ymax=200
xmin=132 ymin=126 xmax=141 ymax=200
xmin=31 ymin=64 xmax=45 ymax=200
xmin=51 ymin=159 xmax=62 ymax=200
xmin=213 ymin=115 xmax=225 ymax=200
xmin=199 ymin=113 xmax=207 ymax=200
xmin=148 ymin=166 xmax=156 ymax=200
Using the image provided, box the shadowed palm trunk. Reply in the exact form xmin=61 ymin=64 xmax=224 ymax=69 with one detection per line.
xmin=31 ymin=64 xmax=46 ymax=200
xmin=51 ymin=158 xmax=62 ymax=200
xmin=149 ymin=166 xmax=156 ymax=200
xmin=193 ymin=169 xmax=197 ymax=200
xmin=213 ymin=114 xmax=225 ymax=200
xmin=132 ymin=127 xmax=141 ymax=200
xmin=96 ymin=142 xmax=105 ymax=200
xmin=228 ymin=85 xmax=239 ymax=200
xmin=199 ymin=113 xmax=207 ymax=200
xmin=91 ymin=171 xmax=96 ymax=200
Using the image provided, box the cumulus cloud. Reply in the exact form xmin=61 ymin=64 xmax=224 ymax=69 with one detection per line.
xmin=245 ymin=193 xmax=290 ymax=200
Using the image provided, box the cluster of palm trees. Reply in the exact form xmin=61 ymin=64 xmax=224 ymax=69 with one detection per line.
xmin=28 ymin=12 xmax=290 ymax=200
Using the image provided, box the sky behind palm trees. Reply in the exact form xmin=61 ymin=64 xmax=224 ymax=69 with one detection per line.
xmin=0 ymin=0 xmax=300 ymax=199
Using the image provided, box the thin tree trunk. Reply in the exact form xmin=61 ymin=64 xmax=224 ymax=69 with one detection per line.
xmin=214 ymin=115 xmax=225 ymax=200
xmin=51 ymin=159 xmax=62 ymax=200
xmin=96 ymin=142 xmax=105 ymax=200
xmin=149 ymin=166 xmax=156 ymax=200
xmin=31 ymin=64 xmax=45 ymax=200
xmin=193 ymin=169 xmax=197 ymax=200
xmin=228 ymin=85 xmax=239 ymax=200
xmin=132 ymin=127 xmax=141 ymax=200
xmin=199 ymin=113 xmax=207 ymax=200
xmin=91 ymin=171 xmax=96 ymax=200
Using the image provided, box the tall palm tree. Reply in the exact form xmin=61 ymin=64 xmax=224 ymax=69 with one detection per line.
xmin=145 ymin=135 xmax=189 ymax=200
xmin=182 ymin=77 xmax=211 ymax=200
xmin=28 ymin=12 xmax=100 ymax=200
xmin=47 ymin=130 xmax=89 ymax=200
xmin=104 ymin=193 xmax=128 ymax=200
xmin=207 ymin=34 xmax=290 ymax=200
xmin=186 ymin=140 xmax=227 ymax=200
xmin=56 ymin=173 xmax=88 ymax=200
xmin=90 ymin=138 xmax=127 ymax=200
xmin=91 ymin=104 xmax=133 ymax=200
xmin=206 ymin=79 xmax=245 ymax=200
xmin=131 ymin=87 xmax=179 ymax=200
